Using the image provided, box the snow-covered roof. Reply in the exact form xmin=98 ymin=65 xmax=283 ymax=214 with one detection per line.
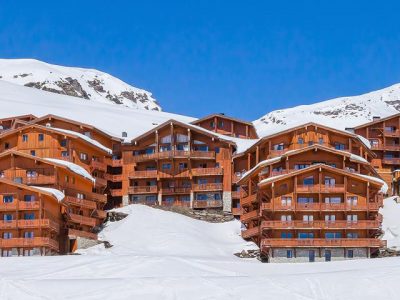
xmin=358 ymin=174 xmax=388 ymax=194
xmin=43 ymin=158 xmax=95 ymax=183
xmin=30 ymin=186 xmax=65 ymax=202
xmin=238 ymin=156 xmax=282 ymax=182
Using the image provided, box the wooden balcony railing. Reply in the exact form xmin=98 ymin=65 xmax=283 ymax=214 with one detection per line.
xmin=383 ymin=129 xmax=400 ymax=137
xmin=94 ymin=176 xmax=107 ymax=187
xmin=192 ymin=200 xmax=223 ymax=209
xmin=232 ymin=207 xmax=242 ymax=216
xmin=110 ymin=189 xmax=123 ymax=197
xmin=191 ymin=167 xmax=223 ymax=176
xmin=105 ymin=158 xmax=123 ymax=167
xmin=20 ymin=175 xmax=56 ymax=185
xmin=261 ymin=220 xmax=380 ymax=230
xmin=241 ymin=226 xmax=259 ymax=239
xmin=261 ymin=201 xmax=383 ymax=212
xmin=232 ymin=173 xmax=244 ymax=183
xmin=321 ymin=203 xmax=346 ymax=211
xmin=68 ymin=228 xmax=97 ymax=240
xmin=16 ymin=219 xmax=60 ymax=233
xmin=0 ymin=237 xmax=59 ymax=251
xmin=89 ymin=192 xmax=107 ymax=203
xmin=241 ymin=193 xmax=258 ymax=206
xmin=67 ymin=213 xmax=97 ymax=227
xmin=232 ymin=190 xmax=241 ymax=199
xmin=128 ymin=150 xmax=215 ymax=163
xmin=105 ymin=174 xmax=123 ymax=182
xmin=382 ymin=158 xmax=400 ymax=165
xmin=129 ymin=170 xmax=158 ymax=178
xmin=192 ymin=183 xmax=223 ymax=191
xmin=160 ymin=187 xmax=192 ymax=194
xmin=240 ymin=209 xmax=259 ymax=222
xmin=64 ymin=196 xmax=97 ymax=210
xmin=190 ymin=151 xmax=215 ymax=159
xmin=128 ymin=186 xmax=158 ymax=194
xmin=261 ymin=238 xmax=386 ymax=248
xmin=90 ymin=160 xmax=107 ymax=172
xmin=161 ymin=200 xmax=191 ymax=208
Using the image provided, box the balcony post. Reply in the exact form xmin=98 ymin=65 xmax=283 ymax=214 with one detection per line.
xmin=190 ymin=191 xmax=194 ymax=208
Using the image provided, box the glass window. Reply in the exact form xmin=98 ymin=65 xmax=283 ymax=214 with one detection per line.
xmin=24 ymin=195 xmax=35 ymax=202
xmin=38 ymin=133 xmax=44 ymax=141
xmin=298 ymin=232 xmax=314 ymax=239
xmin=24 ymin=213 xmax=35 ymax=220
xmin=4 ymin=142 xmax=9 ymax=150
xmin=181 ymin=196 xmax=190 ymax=202
xmin=347 ymin=250 xmax=354 ymax=258
xmin=60 ymin=139 xmax=68 ymax=147
xmin=3 ymin=232 xmax=12 ymax=239
xmin=198 ymin=178 xmax=208 ymax=184
xmin=334 ymin=143 xmax=345 ymax=150
xmin=3 ymin=195 xmax=13 ymax=203
xmin=22 ymin=134 xmax=28 ymax=142
xmin=217 ymin=120 xmax=224 ymax=128
xmin=145 ymin=147 xmax=155 ymax=154
xmin=162 ymin=163 xmax=171 ymax=170
xmin=287 ymin=250 xmax=293 ymax=258
xmin=179 ymin=162 xmax=188 ymax=169
xmin=318 ymin=138 xmax=324 ymax=145
xmin=80 ymin=153 xmax=88 ymax=160
xmin=325 ymin=232 xmax=342 ymax=239
xmin=298 ymin=138 xmax=304 ymax=144
xmin=61 ymin=151 xmax=69 ymax=157
xmin=303 ymin=176 xmax=314 ymax=185
xmin=215 ymin=147 xmax=220 ymax=154
xmin=3 ymin=214 xmax=13 ymax=222
xmin=145 ymin=195 xmax=157 ymax=202
xmin=281 ymin=232 xmax=293 ymax=239
xmin=298 ymin=197 xmax=313 ymax=204
xmin=176 ymin=144 xmax=189 ymax=151
xmin=347 ymin=233 xmax=358 ymax=238
xmin=30 ymin=150 xmax=36 ymax=156
xmin=24 ymin=232 xmax=34 ymax=238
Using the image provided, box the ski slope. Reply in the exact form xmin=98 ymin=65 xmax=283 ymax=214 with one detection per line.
xmin=0 ymin=204 xmax=398 ymax=300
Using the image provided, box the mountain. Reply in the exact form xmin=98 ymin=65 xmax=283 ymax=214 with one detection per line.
xmin=0 ymin=59 xmax=161 ymax=111
xmin=253 ymin=83 xmax=400 ymax=137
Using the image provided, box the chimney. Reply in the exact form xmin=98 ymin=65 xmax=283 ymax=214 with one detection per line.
xmin=122 ymin=132 xmax=127 ymax=138
xmin=345 ymin=127 xmax=355 ymax=134
xmin=372 ymin=116 xmax=381 ymax=121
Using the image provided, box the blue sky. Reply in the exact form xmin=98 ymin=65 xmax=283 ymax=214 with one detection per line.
xmin=0 ymin=1 xmax=400 ymax=121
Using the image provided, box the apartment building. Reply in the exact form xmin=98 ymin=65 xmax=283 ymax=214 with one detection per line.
xmin=236 ymin=123 xmax=386 ymax=262
xmin=353 ymin=114 xmax=400 ymax=195
xmin=121 ymin=120 xmax=235 ymax=210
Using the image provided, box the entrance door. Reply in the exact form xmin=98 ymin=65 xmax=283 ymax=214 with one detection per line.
xmin=309 ymin=250 xmax=315 ymax=262
xmin=325 ymin=250 xmax=331 ymax=262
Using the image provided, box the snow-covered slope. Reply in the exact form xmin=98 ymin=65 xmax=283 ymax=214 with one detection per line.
xmin=380 ymin=197 xmax=400 ymax=249
xmin=0 ymin=204 xmax=399 ymax=299
xmin=79 ymin=204 xmax=256 ymax=257
xmin=0 ymin=59 xmax=161 ymax=111
xmin=254 ymin=83 xmax=400 ymax=137
xmin=0 ymin=80 xmax=194 ymax=140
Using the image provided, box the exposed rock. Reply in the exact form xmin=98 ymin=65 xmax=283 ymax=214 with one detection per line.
xmin=234 ymin=249 xmax=260 ymax=259
xmin=87 ymin=78 xmax=106 ymax=93
xmin=107 ymin=211 xmax=129 ymax=222
xmin=153 ymin=205 xmax=234 ymax=223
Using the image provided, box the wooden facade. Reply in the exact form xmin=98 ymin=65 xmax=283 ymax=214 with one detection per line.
xmin=353 ymin=114 xmax=400 ymax=195
xmin=191 ymin=113 xmax=258 ymax=139
xmin=121 ymin=120 xmax=234 ymax=210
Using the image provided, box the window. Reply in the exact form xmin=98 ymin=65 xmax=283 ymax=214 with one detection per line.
xmin=76 ymin=193 xmax=85 ymax=199
xmin=64 ymin=175 xmax=69 ymax=183
xmin=24 ymin=232 xmax=34 ymax=238
xmin=325 ymin=214 xmax=336 ymax=222
xmin=3 ymin=232 xmax=12 ymax=239
xmin=347 ymin=233 xmax=358 ymax=238
xmin=347 ymin=214 xmax=358 ymax=222
xmin=164 ymin=197 xmax=174 ymax=203
xmin=22 ymin=134 xmax=28 ymax=142
xmin=308 ymin=141 xmax=314 ymax=146
xmin=24 ymin=213 xmax=35 ymax=220
xmin=162 ymin=163 xmax=171 ymax=170
xmin=4 ymin=142 xmax=9 ymax=150
xmin=145 ymin=147 xmax=155 ymax=154
xmin=196 ymin=145 xmax=209 ymax=152
xmin=181 ymin=195 xmax=190 ymax=202
xmin=309 ymin=250 xmax=315 ymax=262
xmin=215 ymin=147 xmax=220 ymax=154
xmin=324 ymin=176 xmax=335 ymax=186
xmin=347 ymin=196 xmax=358 ymax=206
xmin=160 ymin=145 xmax=171 ymax=152
xmin=295 ymin=164 xmax=310 ymax=170
xmin=280 ymin=215 xmax=292 ymax=221
xmin=145 ymin=195 xmax=157 ymax=202
xmin=385 ymin=126 xmax=396 ymax=132
xmin=325 ymin=232 xmax=342 ymax=239
xmin=347 ymin=250 xmax=354 ymax=258
xmin=38 ymin=133 xmax=44 ymax=142
xmin=30 ymin=150 xmax=36 ymax=156
xmin=325 ymin=197 xmax=341 ymax=204
xmin=210 ymin=121 xmax=215 ymax=128
xmin=176 ymin=144 xmax=189 ymax=151
xmin=286 ymin=250 xmax=293 ymax=258
xmin=217 ymin=120 xmax=224 ymax=128
xmin=273 ymin=143 xmax=284 ymax=150
xmin=298 ymin=197 xmax=314 ymax=204
xmin=27 ymin=170 xmax=37 ymax=178
xmin=303 ymin=176 xmax=314 ymax=185
xmin=325 ymin=250 xmax=331 ymax=262
xmin=302 ymin=215 xmax=314 ymax=222
xmin=160 ymin=135 xmax=172 ymax=144
xmin=298 ymin=232 xmax=314 ymax=239
xmin=60 ymin=139 xmax=68 ymax=147
xmin=318 ymin=138 xmax=324 ymax=145
xmin=80 ymin=153 xmax=88 ymax=161
xmin=334 ymin=142 xmax=345 ymax=150
xmin=146 ymin=165 xmax=156 ymax=171
xmin=281 ymin=196 xmax=292 ymax=206
xmin=24 ymin=195 xmax=35 ymax=202
xmin=198 ymin=178 xmax=208 ymax=184
xmin=3 ymin=195 xmax=13 ymax=203
xmin=176 ymin=134 xmax=189 ymax=143
xmin=3 ymin=214 xmax=12 ymax=222
xmin=61 ymin=151 xmax=69 ymax=157
xmin=298 ymin=137 xmax=304 ymax=144
xmin=281 ymin=232 xmax=293 ymax=239
xmin=84 ymin=131 xmax=91 ymax=138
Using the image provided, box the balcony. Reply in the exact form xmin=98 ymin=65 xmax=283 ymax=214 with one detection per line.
xmin=261 ymin=202 xmax=295 ymax=211
xmin=193 ymin=183 xmax=223 ymax=192
xmin=261 ymin=238 xmax=387 ymax=248
xmin=296 ymin=202 xmax=321 ymax=210
xmin=94 ymin=176 xmax=107 ymax=187
xmin=20 ymin=175 xmax=56 ymax=185
xmin=241 ymin=193 xmax=258 ymax=206
xmin=320 ymin=184 xmax=345 ymax=193
xmin=161 ymin=200 xmax=191 ymax=208
xmin=191 ymin=167 xmax=223 ymax=176
xmin=190 ymin=151 xmax=215 ymax=159
xmin=90 ymin=192 xmax=107 ymax=203
xmin=64 ymin=196 xmax=97 ymax=210
xmin=105 ymin=174 xmax=123 ymax=182
xmin=128 ymin=186 xmax=158 ymax=194
xmin=0 ymin=237 xmax=59 ymax=251
xmin=68 ymin=228 xmax=97 ymax=240
xmin=382 ymin=158 xmax=400 ymax=165
xmin=67 ymin=213 xmax=97 ymax=227
xmin=321 ymin=203 xmax=346 ymax=211
xmin=383 ymin=129 xmax=400 ymax=137
xmin=240 ymin=209 xmax=259 ymax=222
xmin=129 ymin=170 xmax=158 ymax=178
xmin=261 ymin=220 xmax=380 ymax=230
xmin=232 ymin=207 xmax=242 ymax=216
xmin=192 ymin=200 xmax=223 ymax=209
xmin=106 ymin=158 xmax=123 ymax=167
xmin=0 ymin=201 xmax=17 ymax=210
xmin=110 ymin=189 xmax=123 ymax=197
xmin=17 ymin=219 xmax=60 ymax=233
xmin=128 ymin=150 xmax=215 ymax=163
xmin=90 ymin=160 xmax=107 ymax=172
xmin=160 ymin=187 xmax=191 ymax=194
xmin=19 ymin=201 xmax=40 ymax=210
xmin=232 ymin=190 xmax=241 ymax=199
xmin=241 ymin=226 xmax=259 ymax=239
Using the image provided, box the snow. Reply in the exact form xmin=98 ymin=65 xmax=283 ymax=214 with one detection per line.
xmin=254 ymin=83 xmax=400 ymax=138
xmin=0 ymin=80 xmax=195 ymax=141
xmin=30 ymin=186 xmax=65 ymax=202
xmin=0 ymin=58 xmax=161 ymax=111
xmin=357 ymin=134 xmax=372 ymax=149
xmin=350 ymin=153 xmax=368 ymax=164
xmin=358 ymin=174 xmax=388 ymax=194
xmin=381 ymin=197 xmax=400 ymax=249
xmin=258 ymin=173 xmax=288 ymax=185
xmin=43 ymin=158 xmax=95 ymax=183
xmin=0 ymin=204 xmax=397 ymax=299
xmin=239 ymin=156 xmax=282 ymax=181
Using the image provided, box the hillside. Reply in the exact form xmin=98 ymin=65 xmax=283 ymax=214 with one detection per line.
xmin=254 ymin=83 xmax=400 ymax=137
xmin=0 ymin=59 xmax=161 ymax=111
xmin=0 ymin=204 xmax=399 ymax=299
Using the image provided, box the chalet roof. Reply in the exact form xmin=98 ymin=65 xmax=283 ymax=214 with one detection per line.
xmin=0 ymin=177 xmax=64 ymax=202
xmin=0 ymin=114 xmax=37 ymax=123
xmin=0 ymin=124 xmax=112 ymax=155
xmin=191 ymin=113 xmax=254 ymax=127
xmin=131 ymin=119 xmax=236 ymax=146
xmin=353 ymin=113 xmax=400 ymax=129
xmin=0 ymin=150 xmax=95 ymax=183
xmin=30 ymin=114 xmax=122 ymax=142
xmin=237 ymin=144 xmax=376 ymax=184
xmin=235 ymin=121 xmax=375 ymax=157
xmin=257 ymin=163 xmax=384 ymax=190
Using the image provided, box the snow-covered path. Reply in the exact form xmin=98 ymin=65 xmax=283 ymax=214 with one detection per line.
xmin=0 ymin=204 xmax=398 ymax=300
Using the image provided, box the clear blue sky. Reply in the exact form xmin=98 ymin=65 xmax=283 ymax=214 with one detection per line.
xmin=1 ymin=1 xmax=400 ymax=121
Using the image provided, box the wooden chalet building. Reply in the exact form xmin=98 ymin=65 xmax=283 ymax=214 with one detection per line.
xmin=353 ymin=114 xmax=400 ymax=195
xmin=191 ymin=113 xmax=258 ymax=139
xmin=236 ymin=123 xmax=386 ymax=262
xmin=121 ymin=120 xmax=235 ymax=210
